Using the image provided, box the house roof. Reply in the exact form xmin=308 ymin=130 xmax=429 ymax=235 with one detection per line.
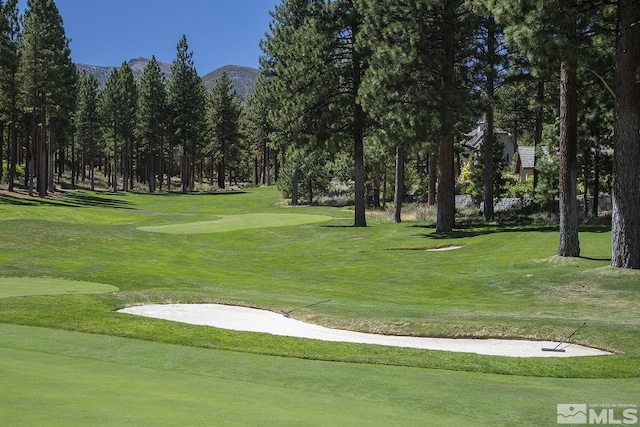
xmin=464 ymin=124 xmax=510 ymax=150
xmin=517 ymin=146 xmax=536 ymax=169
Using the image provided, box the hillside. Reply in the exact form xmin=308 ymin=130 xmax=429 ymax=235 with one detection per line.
xmin=201 ymin=65 xmax=261 ymax=101
xmin=76 ymin=58 xmax=259 ymax=101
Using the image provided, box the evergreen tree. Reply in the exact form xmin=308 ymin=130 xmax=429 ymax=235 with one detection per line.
xmin=75 ymin=72 xmax=100 ymax=190
xmin=18 ymin=0 xmax=75 ymax=197
xmin=241 ymin=74 xmax=274 ymax=187
xmin=207 ymin=71 xmax=241 ymax=189
xmin=611 ymin=0 xmax=640 ymax=269
xmin=99 ymin=63 xmax=137 ymax=192
xmin=359 ymin=0 xmax=475 ymax=231
xmin=118 ymin=63 xmax=136 ymax=192
xmin=262 ymin=0 xmax=368 ymax=226
xmin=168 ymin=35 xmax=207 ymax=193
xmin=0 ymin=0 xmax=20 ymax=190
xmin=137 ymin=56 xmax=167 ymax=192
xmin=493 ymin=0 xmax=615 ymax=257
xmin=466 ymin=1 xmax=510 ymax=221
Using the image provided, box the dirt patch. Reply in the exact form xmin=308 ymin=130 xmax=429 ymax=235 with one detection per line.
xmin=0 ymin=188 xmax=67 ymax=200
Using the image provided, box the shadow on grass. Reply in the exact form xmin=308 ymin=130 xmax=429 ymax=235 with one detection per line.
xmin=411 ymin=221 xmax=611 ymax=239
xmin=146 ymin=191 xmax=247 ymax=197
xmin=62 ymin=192 xmax=136 ymax=209
xmin=410 ymin=223 xmax=559 ymax=239
xmin=0 ymin=194 xmax=47 ymax=206
xmin=0 ymin=191 xmax=136 ymax=210
xmin=580 ymin=256 xmax=612 ymax=262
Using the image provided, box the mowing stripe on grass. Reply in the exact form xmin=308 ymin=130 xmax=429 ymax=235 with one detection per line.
xmin=0 ymin=277 xmax=118 ymax=298
xmin=137 ymin=213 xmax=333 ymax=234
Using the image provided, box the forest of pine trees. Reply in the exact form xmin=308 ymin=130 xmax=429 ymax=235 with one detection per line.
xmin=0 ymin=0 xmax=638 ymax=269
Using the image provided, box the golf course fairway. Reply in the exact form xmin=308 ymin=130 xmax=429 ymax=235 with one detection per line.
xmin=137 ymin=213 xmax=332 ymax=234
xmin=0 ymin=277 xmax=118 ymax=298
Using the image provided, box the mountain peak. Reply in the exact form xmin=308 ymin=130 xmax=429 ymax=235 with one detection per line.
xmin=77 ymin=61 xmax=260 ymax=101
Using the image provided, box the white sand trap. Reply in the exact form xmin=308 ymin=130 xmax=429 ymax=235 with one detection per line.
xmin=426 ymin=245 xmax=464 ymax=252
xmin=118 ymin=304 xmax=612 ymax=358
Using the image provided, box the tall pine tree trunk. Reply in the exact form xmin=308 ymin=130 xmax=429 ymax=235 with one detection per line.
xmin=0 ymin=122 xmax=4 ymax=185
xmin=393 ymin=146 xmax=405 ymax=223
xmin=592 ymin=148 xmax=600 ymax=218
xmin=483 ymin=115 xmax=495 ymax=221
xmin=48 ymin=118 xmax=55 ymax=193
xmin=612 ymin=0 xmax=640 ymax=269
xmin=9 ymin=109 xmax=18 ymax=192
xmin=483 ymin=16 xmax=497 ymax=222
xmin=352 ymin=15 xmax=366 ymax=228
xmin=291 ymin=166 xmax=299 ymax=206
xmin=436 ymin=0 xmax=457 ymax=233
xmin=112 ymin=126 xmax=118 ymax=193
xmin=533 ymin=79 xmax=545 ymax=198
xmin=38 ymin=102 xmax=47 ymax=197
xmin=428 ymin=150 xmax=437 ymax=206
xmin=557 ymin=61 xmax=580 ymax=257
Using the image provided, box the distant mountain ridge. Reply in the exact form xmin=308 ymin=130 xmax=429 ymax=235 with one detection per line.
xmin=77 ymin=58 xmax=259 ymax=101
xmin=202 ymin=65 xmax=261 ymax=102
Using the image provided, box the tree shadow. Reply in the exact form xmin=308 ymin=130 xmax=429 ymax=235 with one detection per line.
xmin=146 ymin=191 xmax=247 ymax=197
xmin=0 ymin=194 xmax=48 ymax=206
xmin=579 ymin=256 xmax=612 ymax=262
xmin=0 ymin=191 xmax=136 ymax=210
xmin=410 ymin=223 xmax=559 ymax=239
xmin=62 ymin=192 xmax=136 ymax=209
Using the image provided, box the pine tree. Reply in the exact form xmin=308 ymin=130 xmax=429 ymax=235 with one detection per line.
xmin=611 ymin=0 xmax=640 ymax=269
xmin=99 ymin=63 xmax=137 ymax=192
xmin=137 ymin=56 xmax=167 ymax=192
xmin=359 ymin=0 xmax=475 ymax=231
xmin=0 ymin=0 xmax=20 ymax=190
xmin=493 ymin=0 xmax=615 ymax=257
xmin=168 ymin=35 xmax=207 ymax=193
xmin=18 ymin=0 xmax=75 ymax=197
xmin=262 ymin=0 xmax=368 ymax=226
xmin=207 ymin=72 xmax=241 ymax=189
xmin=241 ymin=74 xmax=274 ymax=187
xmin=75 ymin=72 xmax=100 ymax=190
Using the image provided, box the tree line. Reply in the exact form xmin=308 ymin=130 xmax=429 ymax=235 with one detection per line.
xmin=1 ymin=0 xmax=639 ymax=270
xmin=0 ymin=0 xmax=252 ymax=199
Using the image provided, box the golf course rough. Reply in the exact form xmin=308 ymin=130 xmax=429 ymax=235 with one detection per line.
xmin=136 ymin=213 xmax=333 ymax=234
xmin=0 ymin=277 xmax=119 ymax=298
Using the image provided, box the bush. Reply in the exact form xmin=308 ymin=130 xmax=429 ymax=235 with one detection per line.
xmin=2 ymin=161 xmax=25 ymax=182
xmin=503 ymin=176 xmax=533 ymax=199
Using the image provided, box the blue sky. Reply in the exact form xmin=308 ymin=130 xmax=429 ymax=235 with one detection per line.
xmin=17 ymin=0 xmax=280 ymax=74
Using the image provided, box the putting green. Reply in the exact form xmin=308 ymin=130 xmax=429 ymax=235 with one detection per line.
xmin=0 ymin=278 xmax=119 ymax=299
xmin=137 ymin=213 xmax=333 ymax=234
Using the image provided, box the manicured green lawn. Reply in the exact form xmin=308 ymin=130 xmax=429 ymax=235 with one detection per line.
xmin=0 ymin=277 xmax=118 ymax=298
xmin=137 ymin=212 xmax=333 ymax=234
xmin=0 ymin=186 xmax=638 ymax=425
xmin=2 ymin=324 xmax=638 ymax=426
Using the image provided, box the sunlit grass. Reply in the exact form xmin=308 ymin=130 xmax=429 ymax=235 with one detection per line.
xmin=0 ymin=186 xmax=638 ymax=424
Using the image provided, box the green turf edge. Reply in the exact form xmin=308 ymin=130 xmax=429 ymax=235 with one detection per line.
xmin=2 ymin=323 xmax=638 ymax=426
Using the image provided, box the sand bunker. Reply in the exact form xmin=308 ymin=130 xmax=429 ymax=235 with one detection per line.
xmin=426 ymin=245 xmax=464 ymax=252
xmin=118 ymin=304 xmax=611 ymax=358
